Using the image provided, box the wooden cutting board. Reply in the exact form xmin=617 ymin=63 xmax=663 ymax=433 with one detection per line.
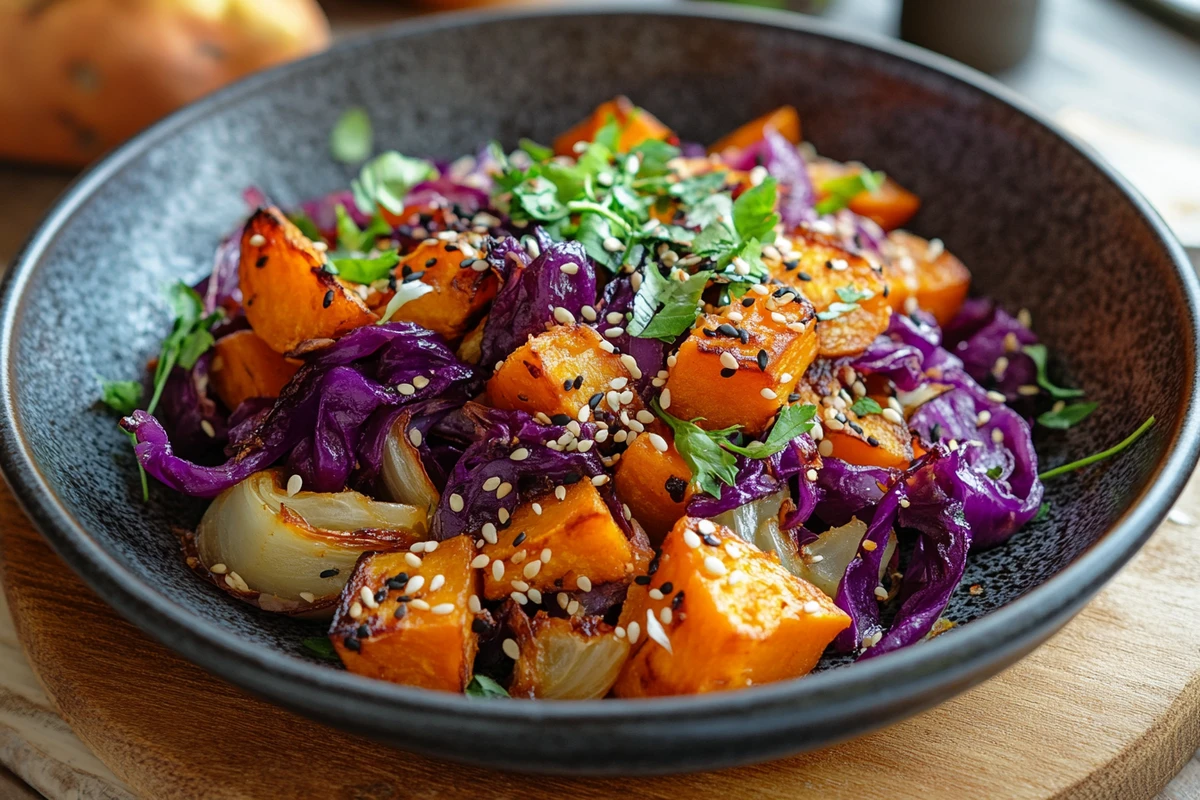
xmin=3 ymin=473 xmax=1200 ymax=800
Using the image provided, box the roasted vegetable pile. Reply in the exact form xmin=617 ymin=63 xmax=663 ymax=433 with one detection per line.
xmin=104 ymin=100 xmax=1152 ymax=699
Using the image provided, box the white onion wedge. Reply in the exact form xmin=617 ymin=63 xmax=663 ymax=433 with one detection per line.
xmin=798 ymin=517 xmax=897 ymax=599
xmin=507 ymin=608 xmax=630 ymax=700
xmin=380 ymin=412 xmax=440 ymax=512
xmin=712 ymin=490 xmax=804 ymax=576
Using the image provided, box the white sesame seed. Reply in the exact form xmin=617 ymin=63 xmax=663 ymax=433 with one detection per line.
xmin=829 ymin=258 xmax=849 ymax=272
xmin=492 ymin=560 xmax=505 ymax=580
xmin=405 ymin=552 xmax=422 ymax=569
xmin=430 ymin=603 xmax=455 ymax=615
xmin=598 ymin=338 xmax=616 ymax=354
xmin=577 ymin=404 xmax=592 ymax=422
xmin=286 ymin=474 xmax=303 ymax=497
xmin=660 ymin=607 xmax=673 ymax=625
xmin=874 ymin=586 xmax=889 ymax=600
xmin=406 ymin=575 xmax=426 ymax=594
xmin=899 ymin=498 xmax=911 ymax=508
xmin=555 ymin=485 xmax=567 ymax=501
xmin=659 ymin=387 xmax=672 ymax=410
xmin=425 ymin=540 xmax=438 ymax=553
xmin=581 ymin=305 xmax=597 ymax=321
xmin=299 ymin=591 xmax=315 ymax=604
xmin=760 ymin=388 xmax=778 ymax=400
xmin=575 ymin=575 xmax=593 ymax=592
xmin=398 ymin=383 xmax=416 ymax=396
xmin=541 ymin=548 xmax=552 ymax=563
xmin=496 ymin=482 xmax=513 ymax=499
xmin=626 ymin=418 xmax=645 ymax=433
xmin=497 ymin=508 xmax=510 ymax=524
xmin=413 ymin=375 xmax=430 ymax=389
xmin=992 ymin=357 xmax=1009 ymax=380
xmin=577 ymin=440 xmax=594 ymax=453
xmin=532 ymin=502 xmax=543 ymax=516
xmin=620 ymin=390 xmax=635 ymax=405
xmin=693 ymin=520 xmax=714 ymax=536
xmin=627 ymin=621 xmax=641 ymax=644
xmin=603 ymin=236 xmax=626 ymax=253
xmin=502 ymin=638 xmax=520 ymax=659
xmin=605 ymin=327 xmax=625 ymax=338
xmin=567 ymin=599 xmax=580 ymax=615
xmin=430 ymin=574 xmax=446 ymax=592
xmin=904 ymin=296 xmax=919 ymax=314
xmin=449 ymin=493 xmax=465 ymax=513
xmin=751 ymin=283 xmax=770 ymax=296
xmin=407 ymin=428 xmax=423 ymax=448
xmin=360 ymin=585 xmax=379 ymax=609
xmin=557 ymin=592 xmax=569 ymax=609
xmin=614 ymin=626 xmax=626 ymax=639
xmin=976 ymin=410 xmax=992 ymax=427
xmin=704 ymin=556 xmax=727 ymax=576
xmin=882 ymin=408 xmax=904 ymax=425
xmin=683 ymin=529 xmax=702 ymax=548
xmin=481 ymin=523 xmax=498 ymax=544
xmin=818 ymin=439 xmax=834 ymax=457
xmin=806 ymin=468 xmax=819 ymax=482
xmin=771 ymin=311 xmax=787 ymax=324
xmin=560 ymin=261 xmax=580 ymax=275
xmin=349 ymin=601 xmax=363 ymax=619
xmin=248 ymin=233 xmax=266 ymax=247
xmin=619 ymin=354 xmax=642 ymax=379
xmin=528 ymin=588 xmax=543 ymax=604
xmin=511 ymin=579 xmax=530 ymax=592
xmin=1018 ymin=308 xmax=1032 ymax=328
xmin=523 ymin=560 xmax=543 ymax=579
xmin=471 ymin=554 xmax=490 ymax=569
xmin=510 ymin=447 xmax=530 ymax=462
xmin=667 ymin=354 xmax=678 ymax=368
xmin=720 ymin=352 xmax=739 ymax=370
xmin=991 ymin=428 xmax=1005 ymax=444
xmin=644 ymin=432 xmax=668 ymax=453
xmin=649 ymin=588 xmax=664 ymax=601
xmin=200 ymin=420 xmax=216 ymax=438
xmin=553 ymin=306 xmax=576 ymax=325
xmin=594 ymin=429 xmax=609 ymax=443
xmin=468 ymin=594 xmax=482 ymax=613
xmin=511 ymin=591 xmax=528 ymax=605
xmin=410 ymin=541 xmax=426 ymax=553
xmin=591 ymin=474 xmax=609 ymax=486
xmin=512 ymin=549 xmax=527 ymax=565
xmin=803 ymin=600 xmax=821 ymax=614
xmin=209 ymin=562 xmax=227 ymax=574
xmin=1017 ymin=385 xmax=1040 ymax=396
xmin=986 ymin=390 xmax=1007 ymax=403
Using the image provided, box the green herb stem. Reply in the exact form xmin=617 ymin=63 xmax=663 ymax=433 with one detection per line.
xmin=1038 ymin=415 xmax=1155 ymax=480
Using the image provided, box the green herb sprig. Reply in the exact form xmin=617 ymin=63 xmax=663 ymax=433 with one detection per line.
xmin=1038 ymin=416 xmax=1155 ymax=481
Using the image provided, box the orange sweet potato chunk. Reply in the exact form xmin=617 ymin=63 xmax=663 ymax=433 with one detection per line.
xmin=808 ymin=159 xmax=920 ymax=231
xmin=794 ymin=367 xmax=913 ymax=469
xmin=553 ymin=96 xmax=673 ymax=157
xmin=239 ymin=207 xmax=377 ymax=354
xmin=709 ymin=105 xmax=802 ymax=154
xmin=612 ymin=423 xmax=693 ymax=545
xmin=613 ymin=517 xmax=850 ymax=697
xmin=772 ymin=228 xmax=892 ymax=358
xmin=487 ymin=324 xmax=637 ymax=420
xmin=480 ymin=481 xmax=638 ymax=601
xmin=883 ymin=230 xmax=971 ymax=326
xmin=330 ymin=536 xmax=479 ymax=693
xmin=210 ymin=330 xmax=301 ymax=410
xmin=368 ymin=239 xmax=497 ymax=343
xmin=663 ymin=293 xmax=818 ymax=436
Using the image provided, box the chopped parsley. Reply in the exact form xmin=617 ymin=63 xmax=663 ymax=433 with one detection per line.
xmin=302 ymin=636 xmax=340 ymax=661
xmin=100 ymin=380 xmax=143 ymax=415
xmin=850 ymin=397 xmax=883 ymax=416
xmin=352 ymin=151 xmax=439 ymax=215
xmin=816 ymin=302 xmax=860 ymax=322
xmin=652 ymin=399 xmax=741 ymax=497
xmin=329 ymin=107 xmax=373 ymax=164
xmin=1022 ymin=344 xmax=1085 ymax=399
xmin=465 ymin=675 xmax=510 ymax=698
xmin=721 ymin=403 xmax=817 ymax=459
xmin=1037 ymin=401 xmax=1098 ymax=430
xmin=628 ymin=267 xmax=712 ymax=342
xmin=814 ymin=170 xmax=885 ymax=215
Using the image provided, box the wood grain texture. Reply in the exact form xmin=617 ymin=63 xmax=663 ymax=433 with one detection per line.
xmin=3 ymin=473 xmax=1200 ymax=800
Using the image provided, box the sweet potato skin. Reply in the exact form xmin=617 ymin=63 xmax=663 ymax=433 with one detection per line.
xmin=369 ymin=239 xmax=497 ymax=343
xmin=709 ymin=105 xmax=801 ymax=154
xmin=771 ymin=228 xmax=892 ymax=358
xmin=331 ymin=536 xmax=479 ymax=693
xmin=663 ymin=293 xmax=818 ymax=436
xmin=808 ymin=159 xmax=921 ymax=231
xmin=210 ymin=330 xmax=300 ymax=410
xmin=480 ymin=481 xmax=637 ymax=601
xmin=613 ymin=423 xmax=693 ymax=545
xmin=239 ymin=207 xmax=376 ymax=354
xmin=553 ymin=96 xmax=672 ymax=157
xmin=884 ymin=230 xmax=971 ymax=326
xmin=613 ymin=517 xmax=850 ymax=697
xmin=487 ymin=324 xmax=637 ymax=419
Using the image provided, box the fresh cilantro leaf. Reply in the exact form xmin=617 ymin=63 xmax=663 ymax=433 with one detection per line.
xmin=1022 ymin=344 xmax=1085 ymax=399
xmin=334 ymin=204 xmax=391 ymax=254
xmin=330 ymin=107 xmax=373 ymax=164
xmin=377 ymin=280 xmax=434 ymax=324
xmin=148 ymin=283 xmax=222 ymax=414
xmin=518 ymin=138 xmax=553 ymax=162
xmin=630 ymin=139 xmax=680 ymax=177
xmin=1034 ymin=502 xmax=1051 ymax=522
xmin=814 ymin=170 xmax=885 ymax=215
xmin=1039 ymin=415 xmax=1155 ymax=480
xmin=629 ymin=267 xmax=712 ymax=342
xmin=302 ymin=637 xmax=340 ymax=661
xmin=731 ymin=177 xmax=779 ymax=242
xmin=652 ymin=399 xmax=741 ymax=497
xmin=670 ymin=171 xmax=727 ymax=208
xmin=645 ymin=224 xmax=696 ymax=246
xmin=850 ymin=397 xmax=883 ymax=416
xmin=690 ymin=219 xmax=736 ymax=258
xmin=100 ymin=380 xmax=143 ymax=415
xmin=728 ymin=238 xmax=766 ymax=277
xmin=332 ymin=251 xmax=400 ymax=284
xmin=722 ymin=403 xmax=817 ymax=459
xmin=985 ymin=465 xmax=1004 ymax=479
xmin=351 ymin=151 xmax=438 ymax=215
xmin=177 ymin=327 xmax=215 ymax=371
xmin=687 ymin=192 xmax=734 ymax=230
xmin=511 ymin=177 xmax=570 ymax=222
xmin=836 ymin=284 xmax=875 ymax=304
xmin=574 ymin=212 xmax=620 ymax=271
xmin=816 ymin=302 xmax=860 ymax=321
xmin=466 ymin=675 xmax=510 ymax=698
xmin=287 ymin=210 xmax=324 ymax=243
xmin=593 ymin=115 xmax=621 ymax=152
xmin=1037 ymin=401 xmax=1098 ymax=430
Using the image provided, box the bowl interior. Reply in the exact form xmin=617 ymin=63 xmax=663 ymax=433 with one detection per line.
xmin=2 ymin=5 xmax=1194 ymax=769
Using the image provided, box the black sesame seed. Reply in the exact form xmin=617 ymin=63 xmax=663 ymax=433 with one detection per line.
xmin=742 ymin=297 xmax=755 ymax=307
xmin=756 ymin=350 xmax=769 ymax=371
xmin=322 ymin=289 xmax=334 ymax=308
xmin=471 ymin=617 xmax=491 ymax=634
xmin=701 ymin=327 xmax=716 ymax=338
xmin=513 ymin=531 xmax=527 ymax=546
xmin=425 ymin=257 xmax=438 ymax=267
xmin=387 ymin=578 xmax=408 ymax=590
xmin=356 ymin=624 xmax=371 ymax=639
xmin=394 ymin=604 xmax=407 ymax=619
xmin=825 ymin=259 xmax=834 ymax=270
xmin=403 ymin=271 xmax=424 ymax=284
xmin=563 ymin=472 xmax=582 ymax=485
xmin=664 ymin=475 xmax=687 ymax=503
xmin=738 ymin=328 xmax=750 ymax=344
xmin=648 ymin=556 xmax=660 ymax=575
xmin=401 ymin=264 xmax=413 ymax=277
xmin=343 ymin=636 xmax=361 ymax=652
xmin=784 ymin=259 xmax=800 ymax=271
xmin=397 ymin=595 xmax=413 ymax=603
xmin=798 ymin=271 xmax=813 ymax=281
xmin=849 ymin=422 xmax=865 ymax=435
xmin=634 ymin=575 xmax=651 ymax=585
xmin=720 ymin=367 xmax=736 ymax=378
xmin=550 ymin=414 xmax=571 ymax=426
xmin=255 ymin=255 xmax=268 ymax=268
xmin=319 ymin=568 xmax=340 ymax=578
xmin=388 ymin=276 xmax=397 ymax=291
xmin=445 ymin=243 xmax=459 ymax=252
xmin=788 ymin=393 xmax=801 ymax=402
xmin=589 ymin=392 xmax=604 ymax=409
xmin=659 ymin=582 xmax=674 ymax=594
xmin=773 ymin=287 xmax=789 ymax=298
xmin=931 ymin=423 xmax=943 ymax=441
xmin=573 ymin=375 xmax=583 ymax=390
xmin=374 ymin=589 xmax=388 ymax=603
xmin=563 ymin=379 xmax=573 ymax=391
xmin=672 ymin=591 xmax=685 ymax=609
xmin=882 ymin=284 xmax=890 ymax=297
xmin=459 ymin=259 xmax=475 ymax=269
xmin=867 ymin=436 xmax=881 ymax=447
xmin=703 ymin=534 xmax=721 ymax=547
xmin=717 ymin=323 xmax=738 ymax=337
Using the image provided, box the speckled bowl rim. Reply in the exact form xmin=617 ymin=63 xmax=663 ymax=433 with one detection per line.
xmin=2 ymin=1 xmax=1197 ymax=769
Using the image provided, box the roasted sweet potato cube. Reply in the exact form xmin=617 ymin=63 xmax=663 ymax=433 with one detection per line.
xmin=331 ymin=536 xmax=479 ymax=693
xmin=553 ymin=96 xmax=673 ymax=157
xmin=487 ymin=324 xmax=637 ymax=419
xmin=808 ymin=159 xmax=921 ymax=231
xmin=772 ymin=228 xmax=892 ymax=358
xmin=613 ymin=517 xmax=850 ymax=697
xmin=369 ymin=240 xmax=497 ymax=342
xmin=709 ymin=105 xmax=801 ymax=154
xmin=613 ymin=423 xmax=693 ymax=545
xmin=883 ymin=230 xmax=971 ymax=326
xmin=794 ymin=367 xmax=914 ymax=469
xmin=210 ymin=330 xmax=301 ymax=410
xmin=663 ymin=293 xmax=817 ymax=435
xmin=480 ymin=481 xmax=636 ymax=602
xmin=240 ymin=207 xmax=377 ymax=354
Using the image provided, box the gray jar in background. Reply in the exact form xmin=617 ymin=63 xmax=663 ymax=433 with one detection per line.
xmin=900 ymin=0 xmax=1042 ymax=73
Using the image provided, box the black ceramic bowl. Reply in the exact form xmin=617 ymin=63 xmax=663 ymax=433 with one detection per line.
xmin=1 ymin=3 xmax=1197 ymax=776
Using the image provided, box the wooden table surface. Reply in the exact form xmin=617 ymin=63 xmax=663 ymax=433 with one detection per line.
xmin=0 ymin=0 xmax=1198 ymax=797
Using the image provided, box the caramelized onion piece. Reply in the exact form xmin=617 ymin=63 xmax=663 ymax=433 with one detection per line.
xmin=380 ymin=413 xmax=440 ymax=512
xmin=712 ymin=490 xmax=804 ymax=575
xmin=798 ymin=517 xmax=897 ymax=598
xmin=506 ymin=606 xmax=630 ymax=700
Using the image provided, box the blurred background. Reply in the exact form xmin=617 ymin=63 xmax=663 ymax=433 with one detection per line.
xmin=0 ymin=0 xmax=1197 ymax=259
